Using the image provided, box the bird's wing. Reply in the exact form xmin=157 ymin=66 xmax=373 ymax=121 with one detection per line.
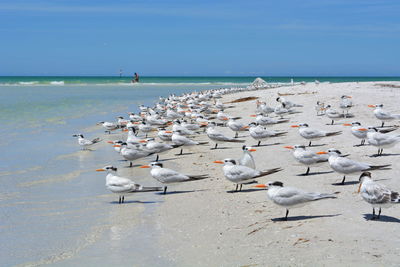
xmin=362 ymin=182 xmax=392 ymax=204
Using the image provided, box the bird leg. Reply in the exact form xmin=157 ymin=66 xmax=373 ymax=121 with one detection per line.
xmin=235 ymin=132 xmax=238 ymax=138
xmin=155 ymin=154 xmax=159 ymax=161
xmin=381 ymin=122 xmax=385 ymax=127
xmin=163 ymin=186 xmax=168 ymax=195
xmin=378 ymin=208 xmax=381 ymax=219
xmin=179 ymin=148 xmax=183 ymax=155
xmin=257 ymin=141 xmax=261 ymax=147
xmin=129 ymin=161 xmax=133 ymax=167
xmin=305 ymin=167 xmax=310 ymax=175
xmin=331 ymin=119 xmax=334 ymax=125
xmin=341 ymin=175 xmax=346 ymax=185
xmin=235 ymin=184 xmax=238 ymax=192
xmin=213 ymin=143 xmax=218 ymax=149
xmin=371 ymin=208 xmax=376 ymax=220
xmin=122 ymin=196 xmax=124 ymax=203
xmin=239 ymin=184 xmax=243 ymax=191
xmin=284 ymin=209 xmax=289 ymax=221
xmin=119 ymin=196 xmax=121 ymax=204
xmin=308 ymin=141 xmax=312 ymax=147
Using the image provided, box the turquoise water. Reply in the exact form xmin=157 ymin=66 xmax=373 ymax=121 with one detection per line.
xmin=1 ymin=76 xmax=400 ymax=86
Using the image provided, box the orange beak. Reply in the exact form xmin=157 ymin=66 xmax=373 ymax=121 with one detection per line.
xmin=221 ymin=118 xmax=229 ymax=121
xmin=213 ymin=160 xmax=224 ymax=164
xmin=253 ymin=184 xmax=267 ymax=188
xmin=107 ymin=141 xmax=114 ymax=144
xmin=358 ymin=128 xmax=368 ymax=132
xmin=342 ymin=123 xmax=352 ymax=126
xmin=140 ymin=165 xmax=150 ymax=168
xmin=248 ymin=148 xmax=257 ymax=152
xmin=167 ymin=122 xmax=173 ymax=125
xmin=241 ymin=126 xmax=250 ymax=129
xmin=200 ymin=122 xmax=208 ymax=126
xmin=284 ymin=146 xmax=294 ymax=149
xmin=316 ymin=151 xmax=328 ymax=154
xmin=122 ymin=129 xmax=128 ymax=132
xmin=250 ymin=115 xmax=257 ymax=117
xmin=164 ymin=131 xmax=173 ymax=133
xmin=368 ymin=105 xmax=376 ymax=108
xmin=113 ymin=145 xmax=121 ymax=147
xmin=139 ymin=140 xmax=147 ymax=143
xmin=291 ymin=125 xmax=299 ymax=128
xmin=96 ymin=169 xmax=105 ymax=172
xmin=133 ymin=122 xmax=140 ymax=124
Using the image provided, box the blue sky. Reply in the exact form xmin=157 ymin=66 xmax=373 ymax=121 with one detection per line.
xmin=1 ymin=0 xmax=399 ymax=76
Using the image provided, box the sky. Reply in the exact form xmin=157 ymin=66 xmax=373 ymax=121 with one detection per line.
xmin=1 ymin=0 xmax=399 ymax=76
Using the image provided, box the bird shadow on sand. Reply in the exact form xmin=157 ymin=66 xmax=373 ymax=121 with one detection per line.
xmin=363 ymin=214 xmax=400 ymax=223
xmin=369 ymin=153 xmax=400 ymax=157
xmin=210 ymin=147 xmax=233 ymax=150
xmin=122 ymin=164 xmax=142 ymax=168
xmin=174 ymin=152 xmax=195 ymax=156
xmin=226 ymin=188 xmax=264 ymax=193
xmin=297 ymin=171 xmax=334 ymax=176
xmin=156 ymin=189 xmax=208 ymax=195
xmin=272 ymin=214 xmax=341 ymax=222
xmin=109 ymin=200 xmax=161 ymax=205
xmin=331 ymin=181 xmax=359 ymax=186
xmin=254 ymin=142 xmax=282 ymax=147
xmin=157 ymin=157 xmax=180 ymax=162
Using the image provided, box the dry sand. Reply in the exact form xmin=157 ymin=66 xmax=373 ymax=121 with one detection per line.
xmin=132 ymin=82 xmax=400 ymax=266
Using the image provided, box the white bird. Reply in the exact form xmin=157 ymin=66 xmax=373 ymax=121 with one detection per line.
xmin=172 ymin=130 xmax=207 ymax=155
xmin=343 ymin=122 xmax=398 ymax=147
xmin=325 ymin=105 xmax=342 ymax=125
xmin=96 ymin=165 xmax=163 ymax=203
xmin=339 ymin=95 xmax=353 ymax=118
xmin=128 ymin=112 xmax=143 ymax=122
xmin=126 ymin=127 xmax=142 ymax=144
xmin=217 ymin=110 xmax=240 ymax=123
xmin=284 ymin=145 xmax=329 ymax=175
xmin=143 ymin=138 xmax=180 ymax=161
xmin=114 ymin=143 xmax=154 ymax=167
xmin=157 ymin=128 xmax=173 ymax=141
xmin=238 ymin=145 xmax=257 ymax=169
xmin=367 ymin=127 xmax=400 ymax=156
xmin=214 ymin=159 xmax=281 ymax=191
xmin=141 ymin=162 xmax=209 ymax=194
xmin=256 ymin=101 xmax=274 ymax=116
xmin=250 ymin=113 xmax=289 ymax=126
xmin=276 ymin=96 xmax=303 ymax=108
xmin=117 ymin=116 xmax=129 ymax=127
xmin=72 ymin=134 xmax=101 ymax=149
xmin=97 ymin=121 xmax=119 ymax=134
xmin=291 ymin=123 xmax=342 ymax=146
xmin=227 ymin=118 xmax=249 ymax=138
xmin=315 ymin=101 xmax=325 ymax=116
xmin=368 ymin=104 xmax=400 ymax=127
xmin=248 ymin=123 xmax=287 ymax=146
xmin=206 ymin=123 xmax=245 ymax=149
xmin=319 ymin=148 xmax=390 ymax=185
xmin=254 ymin=181 xmax=336 ymax=221
xmin=358 ymin=172 xmax=400 ymax=220
xmin=172 ymin=120 xmax=195 ymax=135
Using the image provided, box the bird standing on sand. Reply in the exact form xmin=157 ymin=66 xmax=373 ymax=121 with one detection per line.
xmin=291 ymin=123 xmax=342 ymax=146
xmin=339 ymin=95 xmax=353 ymax=118
xmin=172 ymin=130 xmax=207 ymax=155
xmin=238 ymin=145 xmax=257 ymax=169
xmin=367 ymin=127 xmax=400 ymax=156
xmin=141 ymin=162 xmax=209 ymax=194
xmin=248 ymin=122 xmax=287 ymax=146
xmin=213 ymin=159 xmax=281 ymax=192
xmin=318 ymin=148 xmax=391 ymax=185
xmin=358 ymin=172 xmax=400 ymax=220
xmin=96 ymin=166 xmax=163 ymax=203
xmin=206 ymin=122 xmax=245 ymax=149
xmin=284 ymin=145 xmax=328 ymax=175
xmin=254 ymin=181 xmax=336 ymax=221
xmin=368 ymin=104 xmax=400 ymax=127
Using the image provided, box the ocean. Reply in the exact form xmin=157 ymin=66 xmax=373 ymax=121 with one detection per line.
xmin=0 ymin=76 xmax=399 ymax=266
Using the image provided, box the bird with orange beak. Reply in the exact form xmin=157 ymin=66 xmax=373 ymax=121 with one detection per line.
xmin=291 ymin=123 xmax=342 ymax=147
xmin=368 ymin=104 xmax=400 ymax=127
xmin=284 ymin=145 xmax=329 ymax=175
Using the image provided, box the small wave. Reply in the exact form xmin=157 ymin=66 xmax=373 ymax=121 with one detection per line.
xmin=18 ymin=81 xmax=38 ymax=85
xmin=50 ymin=81 xmax=65 ymax=85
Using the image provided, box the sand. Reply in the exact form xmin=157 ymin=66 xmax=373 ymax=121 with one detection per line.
xmin=128 ymin=81 xmax=400 ymax=266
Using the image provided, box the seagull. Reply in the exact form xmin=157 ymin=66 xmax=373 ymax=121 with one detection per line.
xmin=97 ymin=121 xmax=119 ymax=134
xmin=339 ymin=95 xmax=353 ymax=118
xmin=207 ymin=122 xmax=245 ymax=149
xmin=256 ymin=101 xmax=274 ymax=116
xmin=96 ymin=165 xmax=163 ymax=203
xmin=238 ymin=145 xmax=257 ymax=169
xmin=227 ymin=118 xmax=249 ymax=138
xmin=368 ymin=104 xmax=400 ymax=127
xmin=254 ymin=181 xmax=336 ymax=221
xmin=343 ymin=122 xmax=398 ymax=147
xmin=114 ymin=143 xmax=154 ymax=167
xmin=249 ymin=123 xmax=287 ymax=146
xmin=141 ymin=162 xmax=209 ymax=194
xmin=319 ymin=148 xmax=391 ymax=185
xmin=138 ymin=120 xmax=156 ymax=138
xmin=291 ymin=123 xmax=342 ymax=146
xmin=276 ymin=96 xmax=303 ymax=108
xmin=172 ymin=130 xmax=207 ymax=155
xmin=250 ymin=113 xmax=289 ymax=126
xmin=217 ymin=110 xmax=241 ymax=123
xmin=213 ymin=159 xmax=282 ymax=191
xmin=367 ymin=127 xmax=400 ymax=156
xmin=358 ymin=172 xmax=400 ymax=220
xmin=324 ymin=105 xmax=342 ymax=125
xmin=143 ymin=138 xmax=181 ymax=161
xmin=172 ymin=120 xmax=195 ymax=135
xmin=157 ymin=128 xmax=173 ymax=141
xmin=72 ymin=134 xmax=101 ymax=149
xmin=284 ymin=145 xmax=329 ymax=175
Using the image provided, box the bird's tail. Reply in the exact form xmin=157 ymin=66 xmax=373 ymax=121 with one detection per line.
xmin=273 ymin=132 xmax=287 ymax=137
xmin=255 ymin=167 xmax=282 ymax=178
xmin=326 ymin=131 xmax=342 ymax=137
xmin=187 ymin=174 xmax=209 ymax=181
xmin=277 ymin=119 xmax=290 ymax=123
xmin=91 ymin=137 xmax=101 ymax=144
xmin=134 ymin=186 xmax=164 ymax=192
xmin=367 ymin=164 xmax=391 ymax=171
xmin=198 ymin=142 xmax=209 ymax=145
xmin=311 ymin=193 xmax=337 ymax=201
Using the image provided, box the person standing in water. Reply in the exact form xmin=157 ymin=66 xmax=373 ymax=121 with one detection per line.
xmin=132 ymin=73 xmax=139 ymax=83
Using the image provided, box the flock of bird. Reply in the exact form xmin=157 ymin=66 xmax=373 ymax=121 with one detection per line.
xmin=73 ymin=86 xmax=400 ymax=221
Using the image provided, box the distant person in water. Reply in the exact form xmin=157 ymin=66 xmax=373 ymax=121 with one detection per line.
xmin=132 ymin=73 xmax=139 ymax=83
